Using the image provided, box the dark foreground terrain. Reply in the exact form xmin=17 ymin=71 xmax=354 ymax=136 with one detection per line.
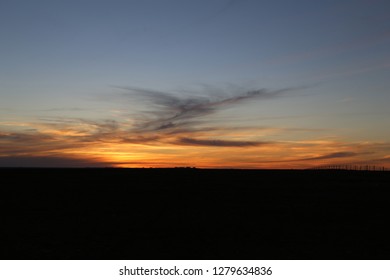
xmin=1 ymin=168 xmax=390 ymax=259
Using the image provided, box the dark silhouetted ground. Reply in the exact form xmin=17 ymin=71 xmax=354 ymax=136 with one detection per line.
xmin=1 ymin=168 xmax=390 ymax=259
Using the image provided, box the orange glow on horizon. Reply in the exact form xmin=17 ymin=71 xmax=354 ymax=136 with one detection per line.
xmin=1 ymin=120 xmax=390 ymax=169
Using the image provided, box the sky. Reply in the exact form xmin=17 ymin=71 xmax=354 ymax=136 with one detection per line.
xmin=1 ymin=0 xmax=390 ymax=168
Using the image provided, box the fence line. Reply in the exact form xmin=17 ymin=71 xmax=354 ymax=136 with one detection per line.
xmin=310 ymin=165 xmax=388 ymax=171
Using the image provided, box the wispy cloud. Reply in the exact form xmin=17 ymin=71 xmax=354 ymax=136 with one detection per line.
xmin=116 ymin=86 xmax=293 ymax=134
xmin=262 ymin=151 xmax=360 ymax=163
xmin=3 ymin=84 xmax=388 ymax=168
xmin=0 ymin=156 xmax=110 ymax=168
xmin=301 ymin=151 xmax=359 ymax=161
xmin=0 ymin=130 xmax=89 ymax=156
xmin=177 ymin=137 xmax=272 ymax=147
xmin=370 ymin=155 xmax=390 ymax=163
xmin=0 ymin=131 xmax=54 ymax=143
xmin=0 ymin=85 xmax=302 ymax=167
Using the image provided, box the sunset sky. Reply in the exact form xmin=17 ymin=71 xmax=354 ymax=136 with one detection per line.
xmin=1 ymin=0 xmax=390 ymax=168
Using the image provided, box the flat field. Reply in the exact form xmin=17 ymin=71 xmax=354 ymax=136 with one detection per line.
xmin=1 ymin=168 xmax=389 ymax=259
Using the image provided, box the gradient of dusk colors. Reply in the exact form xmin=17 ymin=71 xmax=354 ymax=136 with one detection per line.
xmin=1 ymin=0 xmax=390 ymax=168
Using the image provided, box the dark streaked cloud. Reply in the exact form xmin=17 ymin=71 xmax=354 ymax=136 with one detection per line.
xmin=304 ymin=152 xmax=358 ymax=161
xmin=0 ymin=85 xmax=310 ymax=160
xmin=370 ymin=156 xmax=390 ymax=163
xmin=116 ymin=86 xmax=294 ymax=133
xmin=39 ymin=117 xmax=119 ymax=133
xmin=0 ymin=131 xmax=54 ymax=143
xmin=0 ymin=131 xmax=87 ymax=156
xmin=119 ymin=135 xmax=161 ymax=144
xmin=264 ymin=151 xmax=360 ymax=163
xmin=177 ymin=137 xmax=271 ymax=147
xmin=0 ymin=156 xmax=110 ymax=168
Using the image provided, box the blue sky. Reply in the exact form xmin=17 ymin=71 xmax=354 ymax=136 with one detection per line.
xmin=1 ymin=0 xmax=390 ymax=168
